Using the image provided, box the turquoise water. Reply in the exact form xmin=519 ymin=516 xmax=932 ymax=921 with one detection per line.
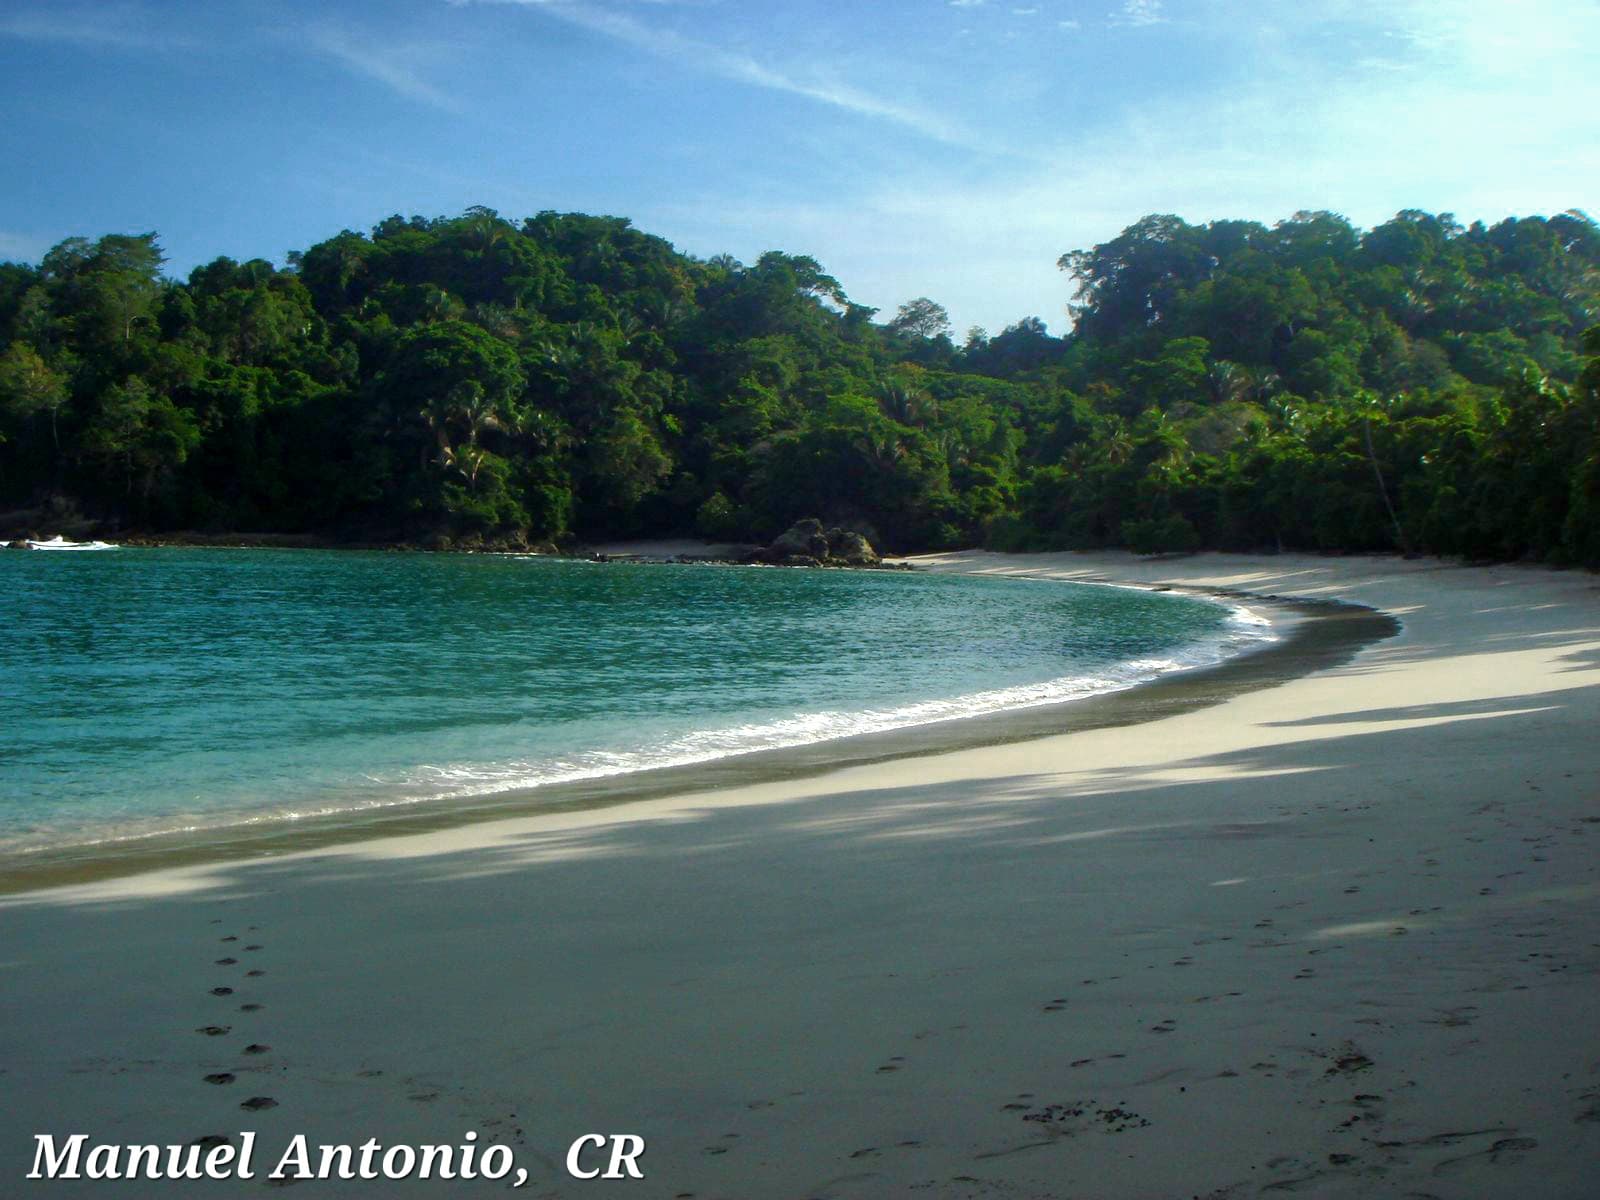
xmin=0 ymin=549 xmax=1272 ymax=855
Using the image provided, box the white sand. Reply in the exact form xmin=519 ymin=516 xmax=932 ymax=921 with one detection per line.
xmin=3 ymin=551 xmax=1598 ymax=1198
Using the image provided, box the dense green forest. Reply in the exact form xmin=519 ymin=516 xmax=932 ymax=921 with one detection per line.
xmin=1 ymin=206 xmax=1597 ymax=563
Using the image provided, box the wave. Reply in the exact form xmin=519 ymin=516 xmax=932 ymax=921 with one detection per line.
xmin=369 ymin=599 xmax=1278 ymax=799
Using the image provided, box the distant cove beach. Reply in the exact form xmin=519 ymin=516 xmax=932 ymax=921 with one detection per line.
xmin=2 ymin=549 xmax=1597 ymax=1198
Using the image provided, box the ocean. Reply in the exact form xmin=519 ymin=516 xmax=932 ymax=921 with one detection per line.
xmin=0 ymin=549 xmax=1273 ymax=857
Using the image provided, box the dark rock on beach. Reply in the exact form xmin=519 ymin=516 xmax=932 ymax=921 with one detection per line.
xmin=743 ymin=519 xmax=897 ymax=569
xmin=824 ymin=527 xmax=880 ymax=566
xmin=574 ymin=520 xmax=909 ymax=570
xmin=768 ymin=517 xmax=832 ymax=561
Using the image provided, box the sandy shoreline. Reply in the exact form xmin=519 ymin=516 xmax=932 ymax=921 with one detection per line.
xmin=3 ymin=550 xmax=1598 ymax=1197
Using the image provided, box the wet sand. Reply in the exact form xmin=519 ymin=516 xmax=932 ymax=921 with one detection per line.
xmin=2 ymin=550 xmax=1597 ymax=1197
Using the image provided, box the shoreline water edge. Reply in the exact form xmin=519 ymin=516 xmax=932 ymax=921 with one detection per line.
xmin=0 ymin=554 xmax=1393 ymax=895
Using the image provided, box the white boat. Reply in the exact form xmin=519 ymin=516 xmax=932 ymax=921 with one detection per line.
xmin=23 ymin=535 xmax=118 ymax=551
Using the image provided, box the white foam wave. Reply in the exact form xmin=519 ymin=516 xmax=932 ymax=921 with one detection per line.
xmin=376 ymin=603 xmax=1279 ymax=804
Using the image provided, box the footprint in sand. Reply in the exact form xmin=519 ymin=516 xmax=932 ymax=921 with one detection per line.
xmin=246 ymin=969 xmax=266 ymax=977
xmin=1043 ymin=999 xmax=1067 ymax=1012
xmin=1338 ymin=1092 xmax=1385 ymax=1128
xmin=210 ymin=987 xmax=234 ymax=997
xmin=1324 ymin=1047 xmax=1374 ymax=1077
xmin=1149 ymin=1019 xmax=1177 ymax=1034
xmin=1432 ymin=1136 xmax=1538 ymax=1177
xmin=239 ymin=1003 xmax=263 ymax=1012
xmin=239 ymin=1097 xmax=278 ymax=1112
xmin=203 ymin=1073 xmax=236 ymax=1085
xmin=215 ymin=957 xmax=237 ymax=966
xmin=196 ymin=1025 xmax=231 ymax=1037
xmin=243 ymin=1044 xmax=271 ymax=1055
xmin=876 ymin=1057 xmax=906 ymax=1073
xmin=191 ymin=1135 xmax=229 ymax=1150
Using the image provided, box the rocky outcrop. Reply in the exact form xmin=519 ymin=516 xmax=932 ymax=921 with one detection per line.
xmin=746 ymin=519 xmax=887 ymax=568
xmin=824 ymin=527 xmax=879 ymax=566
xmin=768 ymin=518 xmax=831 ymax=561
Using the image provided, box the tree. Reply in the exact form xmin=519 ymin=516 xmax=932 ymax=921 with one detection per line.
xmin=44 ymin=233 xmax=166 ymax=351
xmin=81 ymin=376 xmax=200 ymax=506
xmin=587 ymin=408 xmax=671 ymax=516
xmin=0 ymin=343 xmax=69 ymax=450
xmin=887 ymin=297 xmax=952 ymax=341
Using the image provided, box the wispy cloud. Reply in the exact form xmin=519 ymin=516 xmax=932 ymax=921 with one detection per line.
xmin=1111 ymin=0 xmax=1166 ymax=28
xmin=300 ymin=24 xmax=463 ymax=113
xmin=948 ymin=0 xmax=988 ymax=8
xmin=0 ymin=5 xmax=192 ymax=50
xmin=655 ymin=0 xmax=1600 ymax=337
xmin=456 ymin=0 xmax=974 ymax=147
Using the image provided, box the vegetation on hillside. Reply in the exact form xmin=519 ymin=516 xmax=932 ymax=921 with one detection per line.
xmin=1 ymin=206 xmax=1596 ymax=563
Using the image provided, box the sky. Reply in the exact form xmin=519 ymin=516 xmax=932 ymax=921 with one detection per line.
xmin=1 ymin=0 xmax=1596 ymax=336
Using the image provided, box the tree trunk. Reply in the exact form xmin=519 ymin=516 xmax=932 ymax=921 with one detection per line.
xmin=1364 ymin=415 xmax=1409 ymax=553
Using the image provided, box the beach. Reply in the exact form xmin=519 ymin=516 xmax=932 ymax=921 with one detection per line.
xmin=2 ymin=549 xmax=1598 ymax=1197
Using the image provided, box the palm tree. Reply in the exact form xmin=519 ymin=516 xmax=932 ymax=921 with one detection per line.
xmin=463 ymin=206 xmax=508 ymax=252
xmin=1264 ymin=396 xmax=1302 ymax=434
xmin=1206 ymin=360 xmax=1245 ymax=405
xmin=1248 ymin=370 xmax=1283 ymax=404
xmin=877 ymin=380 xmax=926 ymax=426
xmin=1097 ymin=416 xmax=1134 ymax=465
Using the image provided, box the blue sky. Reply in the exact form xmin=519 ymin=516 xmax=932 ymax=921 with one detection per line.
xmin=1 ymin=0 xmax=1596 ymax=335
